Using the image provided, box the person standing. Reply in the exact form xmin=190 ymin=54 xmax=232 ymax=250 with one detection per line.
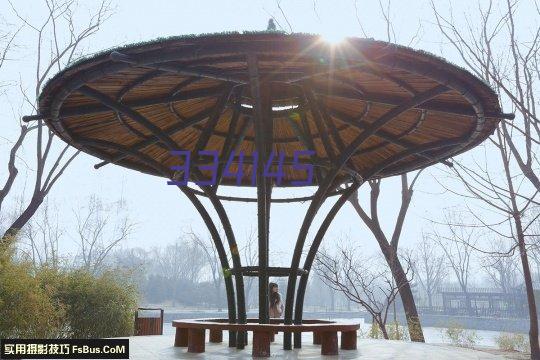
xmin=268 ymin=282 xmax=284 ymax=318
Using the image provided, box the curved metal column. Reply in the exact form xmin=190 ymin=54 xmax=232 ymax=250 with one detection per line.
xmin=71 ymin=85 xmax=249 ymax=348
xmin=70 ymin=138 xmax=239 ymax=346
xmin=282 ymin=84 xmax=449 ymax=349
xmin=293 ymin=180 xmax=362 ymax=348
xmin=180 ymin=187 xmax=239 ymax=347
xmin=199 ymin=186 xmax=248 ymax=349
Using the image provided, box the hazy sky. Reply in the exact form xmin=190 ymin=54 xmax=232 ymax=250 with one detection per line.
xmin=0 ymin=0 xmax=531 ymax=269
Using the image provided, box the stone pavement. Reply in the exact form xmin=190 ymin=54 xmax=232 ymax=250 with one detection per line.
xmin=128 ymin=332 xmax=508 ymax=359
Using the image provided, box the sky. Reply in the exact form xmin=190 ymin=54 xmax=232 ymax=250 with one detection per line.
xmin=0 ymin=0 xmax=534 ymax=272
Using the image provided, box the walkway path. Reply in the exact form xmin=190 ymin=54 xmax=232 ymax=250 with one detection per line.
xmin=129 ymin=333 xmax=510 ymax=359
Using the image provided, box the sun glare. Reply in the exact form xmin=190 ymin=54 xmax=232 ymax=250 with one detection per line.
xmin=320 ymin=31 xmax=348 ymax=45
xmin=241 ymin=103 xmax=300 ymax=112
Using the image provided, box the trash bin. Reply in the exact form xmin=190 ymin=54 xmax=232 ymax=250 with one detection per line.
xmin=134 ymin=307 xmax=164 ymax=335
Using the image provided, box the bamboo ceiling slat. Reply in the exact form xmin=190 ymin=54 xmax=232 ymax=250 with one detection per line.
xmin=39 ymin=33 xmax=504 ymax=186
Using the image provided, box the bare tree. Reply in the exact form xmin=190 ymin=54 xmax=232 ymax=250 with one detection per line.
xmin=528 ymin=228 xmax=540 ymax=287
xmin=433 ymin=0 xmax=540 ymax=196
xmin=108 ymin=246 xmax=150 ymax=292
xmin=153 ymin=239 xmax=206 ymax=306
xmin=315 ymin=243 xmax=412 ymax=339
xmin=188 ymin=228 xmax=225 ymax=311
xmin=240 ymin=227 xmax=258 ymax=310
xmin=482 ymin=238 xmax=520 ymax=293
xmin=412 ymin=233 xmax=446 ymax=308
xmin=0 ymin=0 xmax=112 ymax=246
xmin=432 ymin=209 xmax=479 ymax=315
xmin=73 ymin=195 xmax=134 ymax=274
xmin=431 ymin=1 xmax=540 ymax=355
xmin=529 ymin=248 xmax=540 ymax=288
xmin=348 ymin=173 xmax=425 ymax=341
xmin=304 ymin=272 xmax=335 ymax=311
xmin=0 ymin=17 xmax=20 ymax=92
xmin=18 ymin=198 xmax=63 ymax=268
xmin=434 ymin=136 xmax=539 ymax=353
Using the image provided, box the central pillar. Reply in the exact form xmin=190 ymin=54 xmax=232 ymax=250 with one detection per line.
xmin=247 ymin=53 xmax=271 ymax=324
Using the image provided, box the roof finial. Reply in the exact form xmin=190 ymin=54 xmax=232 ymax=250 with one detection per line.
xmin=267 ymin=18 xmax=276 ymax=31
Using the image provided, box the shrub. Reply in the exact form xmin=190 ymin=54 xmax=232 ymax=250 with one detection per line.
xmin=362 ymin=321 xmax=410 ymax=340
xmin=57 ymin=270 xmax=138 ymax=338
xmin=387 ymin=321 xmax=410 ymax=341
xmin=0 ymin=246 xmax=138 ymax=339
xmin=368 ymin=322 xmax=383 ymax=339
xmin=496 ymin=332 xmax=528 ymax=353
xmin=443 ymin=321 xmax=479 ymax=348
xmin=0 ymin=254 xmax=64 ymax=338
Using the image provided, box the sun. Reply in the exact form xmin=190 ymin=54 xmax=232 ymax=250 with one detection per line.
xmin=320 ymin=30 xmax=348 ymax=45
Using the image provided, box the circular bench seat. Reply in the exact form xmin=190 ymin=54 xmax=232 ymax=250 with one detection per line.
xmin=172 ymin=318 xmax=360 ymax=357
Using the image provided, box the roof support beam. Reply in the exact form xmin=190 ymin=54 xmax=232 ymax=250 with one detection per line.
xmin=93 ymin=106 xmax=216 ymax=169
xmin=191 ymin=86 xmax=234 ymax=171
xmin=110 ymin=51 xmax=247 ymax=84
xmin=54 ymin=85 xmax=228 ymax=119
xmin=187 ymin=186 xmax=350 ymax=203
xmin=357 ymin=109 xmax=425 ymax=154
xmin=214 ymin=98 xmax=245 ymax=192
xmin=285 ymin=114 xmax=323 ymax=183
xmin=308 ymin=88 xmax=360 ymax=174
xmin=303 ymin=88 xmax=337 ymax=163
xmin=247 ymin=53 xmax=270 ymax=325
xmin=325 ymin=106 xmax=452 ymax=166
xmin=114 ymin=70 xmax=164 ymax=139
xmin=28 ymin=79 xmax=512 ymax=122
xmin=309 ymin=83 xmax=511 ymax=119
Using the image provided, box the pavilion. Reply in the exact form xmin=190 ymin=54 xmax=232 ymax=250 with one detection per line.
xmin=32 ymin=32 xmax=507 ymax=355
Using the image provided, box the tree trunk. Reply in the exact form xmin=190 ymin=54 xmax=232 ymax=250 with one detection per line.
xmin=1 ymin=196 xmax=44 ymax=247
xmin=464 ymin=291 xmax=474 ymax=316
xmin=216 ymin=282 xmax=223 ymax=312
xmin=348 ymin=190 xmax=425 ymax=342
xmin=378 ymin=319 xmax=389 ymax=340
xmin=396 ymin=272 xmax=425 ymax=342
xmin=516 ymin=224 xmax=540 ymax=359
xmin=382 ymin=245 xmax=425 ymax=342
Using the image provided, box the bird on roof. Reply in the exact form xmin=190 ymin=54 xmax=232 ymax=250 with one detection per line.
xmin=267 ymin=18 xmax=277 ymax=31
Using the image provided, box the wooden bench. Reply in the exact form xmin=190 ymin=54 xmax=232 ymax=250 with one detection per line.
xmin=172 ymin=318 xmax=359 ymax=357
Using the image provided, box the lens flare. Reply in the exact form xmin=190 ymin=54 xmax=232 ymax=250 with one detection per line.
xmin=320 ymin=31 xmax=347 ymax=45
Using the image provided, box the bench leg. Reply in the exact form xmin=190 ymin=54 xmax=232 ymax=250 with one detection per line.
xmin=210 ymin=329 xmax=223 ymax=343
xmin=236 ymin=330 xmax=247 ymax=349
xmin=294 ymin=332 xmax=302 ymax=348
xmin=321 ymin=331 xmax=338 ymax=356
xmin=174 ymin=328 xmax=188 ymax=347
xmin=188 ymin=328 xmax=205 ymax=353
xmin=341 ymin=330 xmax=357 ymax=350
xmin=270 ymin=332 xmax=275 ymax=343
xmin=313 ymin=331 xmax=321 ymax=345
xmin=229 ymin=330 xmax=237 ymax=347
xmin=283 ymin=332 xmax=292 ymax=350
xmin=252 ymin=331 xmax=271 ymax=357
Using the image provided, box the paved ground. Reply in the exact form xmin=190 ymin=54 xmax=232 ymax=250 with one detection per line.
xmin=129 ymin=332 xmax=509 ymax=359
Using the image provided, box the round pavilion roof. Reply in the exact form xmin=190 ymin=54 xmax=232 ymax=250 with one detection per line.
xmin=38 ymin=32 xmax=505 ymax=187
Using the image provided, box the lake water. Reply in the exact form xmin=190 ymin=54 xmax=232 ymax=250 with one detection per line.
xmin=162 ymin=315 xmax=513 ymax=348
